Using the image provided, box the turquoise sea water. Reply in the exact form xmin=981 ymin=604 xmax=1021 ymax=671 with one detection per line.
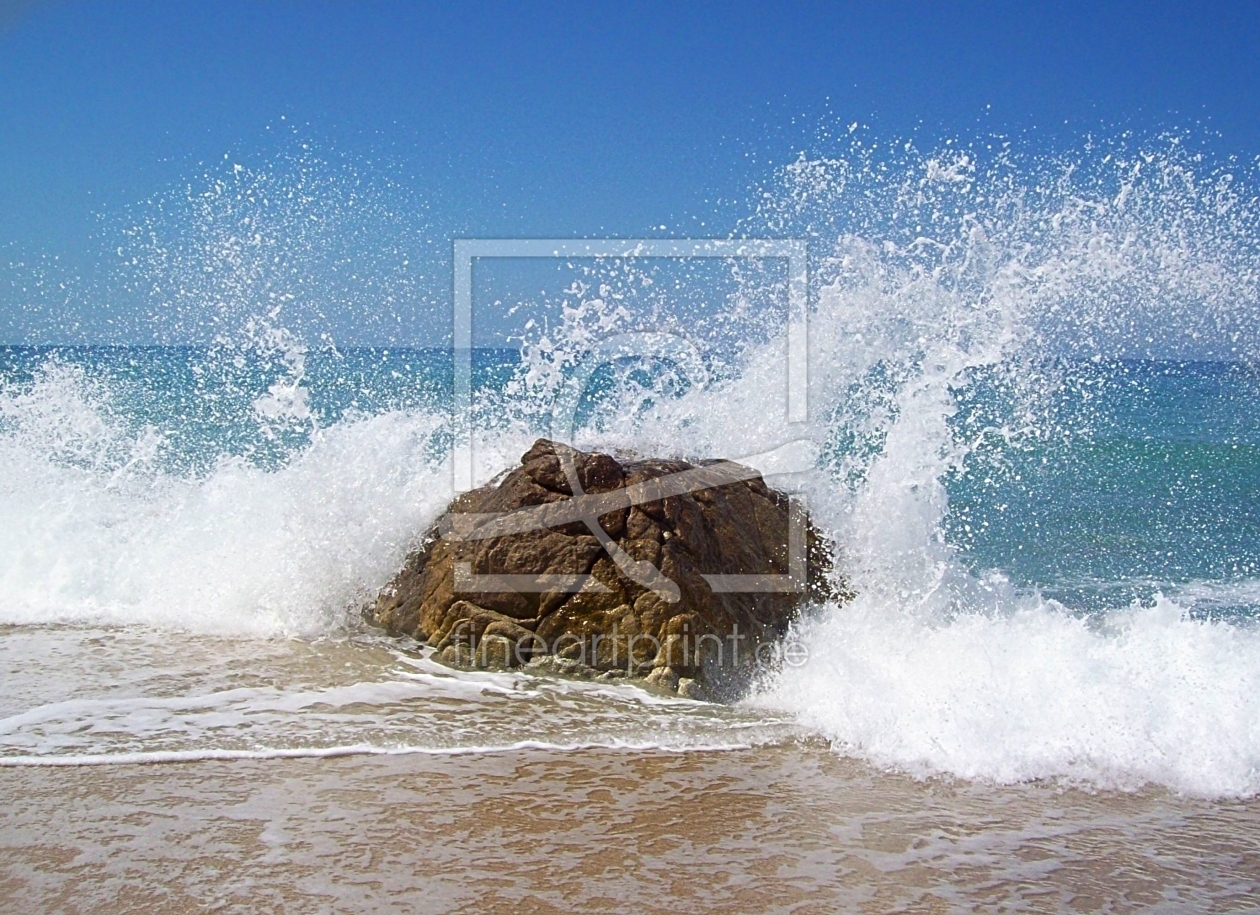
xmin=7 ymin=345 xmax=1255 ymax=617
xmin=3 ymin=139 xmax=1260 ymax=801
xmin=949 ymin=359 xmax=1260 ymax=615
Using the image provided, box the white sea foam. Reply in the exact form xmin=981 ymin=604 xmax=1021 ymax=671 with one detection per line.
xmin=0 ymin=739 xmax=750 ymax=768
xmin=534 ymin=136 xmax=1260 ymax=797
xmin=0 ymin=360 xmax=455 ymax=635
xmin=1168 ymin=577 xmax=1260 ymax=614
xmin=750 ymin=594 xmax=1260 ymax=797
xmin=4 ymin=134 xmax=1260 ymax=797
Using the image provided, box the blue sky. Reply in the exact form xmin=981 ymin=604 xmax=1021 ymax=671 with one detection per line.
xmin=1 ymin=0 xmax=1258 ymax=344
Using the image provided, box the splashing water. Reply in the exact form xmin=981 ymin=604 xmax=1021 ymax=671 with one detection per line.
xmin=498 ymin=133 xmax=1260 ymax=794
xmin=1 ymin=147 xmax=455 ymax=634
xmin=732 ymin=135 xmax=1260 ymax=796
xmin=3 ymin=132 xmax=1260 ymax=794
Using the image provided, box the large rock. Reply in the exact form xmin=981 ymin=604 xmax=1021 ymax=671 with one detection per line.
xmin=369 ymin=439 xmax=842 ymax=700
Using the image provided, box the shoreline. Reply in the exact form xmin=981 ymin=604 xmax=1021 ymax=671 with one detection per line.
xmin=3 ymin=744 xmax=1257 ymax=912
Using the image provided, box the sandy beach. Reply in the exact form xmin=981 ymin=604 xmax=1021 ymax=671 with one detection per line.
xmin=4 ymin=745 xmax=1258 ymax=912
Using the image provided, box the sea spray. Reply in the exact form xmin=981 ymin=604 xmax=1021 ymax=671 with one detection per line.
xmin=0 ymin=352 xmax=454 ymax=634
xmin=725 ymin=133 xmax=1260 ymax=795
xmin=3 ymin=131 xmax=1260 ymax=793
xmin=498 ymin=133 xmax=1260 ymax=794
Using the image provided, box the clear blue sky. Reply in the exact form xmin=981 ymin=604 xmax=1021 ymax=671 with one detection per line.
xmin=2 ymin=0 xmax=1258 ymax=344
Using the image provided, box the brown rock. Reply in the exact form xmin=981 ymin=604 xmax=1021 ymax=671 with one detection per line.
xmin=368 ymin=439 xmax=845 ymax=701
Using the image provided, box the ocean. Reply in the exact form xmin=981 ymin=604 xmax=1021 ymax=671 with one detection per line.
xmin=2 ymin=141 xmax=1260 ymax=910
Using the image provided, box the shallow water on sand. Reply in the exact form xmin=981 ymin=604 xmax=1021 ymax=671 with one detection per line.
xmin=0 ymin=628 xmax=1258 ymax=913
xmin=2 ymin=745 xmax=1259 ymax=913
xmin=0 ymin=626 xmax=799 ymax=763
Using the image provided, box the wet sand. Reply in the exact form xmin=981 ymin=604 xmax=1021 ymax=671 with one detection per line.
xmin=2 ymin=745 xmax=1258 ymax=913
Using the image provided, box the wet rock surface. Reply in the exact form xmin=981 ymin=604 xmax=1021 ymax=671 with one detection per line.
xmin=369 ymin=440 xmax=842 ymax=700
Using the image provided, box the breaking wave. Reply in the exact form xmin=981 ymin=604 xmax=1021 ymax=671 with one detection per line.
xmin=4 ymin=131 xmax=1260 ymax=794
